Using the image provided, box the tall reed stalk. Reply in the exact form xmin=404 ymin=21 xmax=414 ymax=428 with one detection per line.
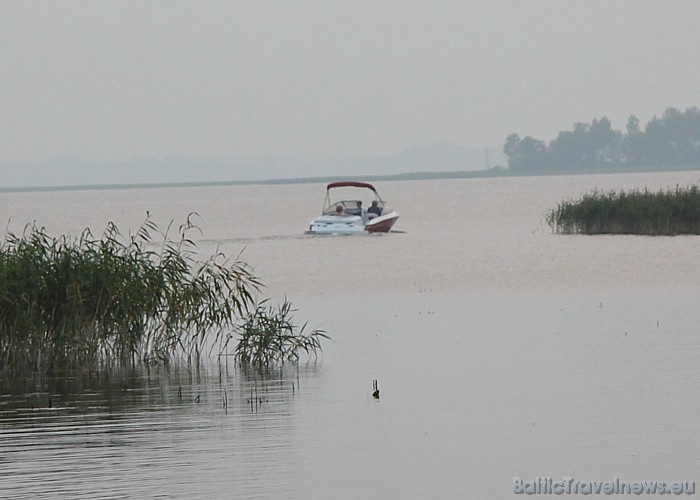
xmin=0 ymin=214 xmax=260 ymax=376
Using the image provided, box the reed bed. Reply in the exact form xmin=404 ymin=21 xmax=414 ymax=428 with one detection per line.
xmin=547 ymin=185 xmax=700 ymax=235
xmin=0 ymin=215 xmax=262 ymax=376
xmin=231 ymin=299 xmax=328 ymax=367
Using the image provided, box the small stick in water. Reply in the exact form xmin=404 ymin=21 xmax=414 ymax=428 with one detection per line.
xmin=372 ymin=379 xmax=380 ymax=399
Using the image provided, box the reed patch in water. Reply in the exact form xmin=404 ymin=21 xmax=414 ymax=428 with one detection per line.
xmin=0 ymin=215 xmax=261 ymax=375
xmin=231 ymin=299 xmax=329 ymax=367
xmin=547 ymin=185 xmax=700 ymax=235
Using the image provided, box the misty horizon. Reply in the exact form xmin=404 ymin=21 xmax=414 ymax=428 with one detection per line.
xmin=0 ymin=142 xmax=506 ymax=188
xmin=1 ymin=2 xmax=698 ymax=185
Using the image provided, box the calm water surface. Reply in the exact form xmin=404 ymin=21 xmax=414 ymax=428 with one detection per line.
xmin=2 ymin=172 xmax=700 ymax=498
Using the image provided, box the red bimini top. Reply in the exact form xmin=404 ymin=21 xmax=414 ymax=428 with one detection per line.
xmin=326 ymin=181 xmax=377 ymax=193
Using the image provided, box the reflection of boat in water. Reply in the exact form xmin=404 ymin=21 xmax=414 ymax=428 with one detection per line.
xmin=306 ymin=181 xmax=400 ymax=235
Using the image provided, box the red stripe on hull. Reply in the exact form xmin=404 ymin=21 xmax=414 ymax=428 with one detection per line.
xmin=366 ymin=215 xmax=399 ymax=233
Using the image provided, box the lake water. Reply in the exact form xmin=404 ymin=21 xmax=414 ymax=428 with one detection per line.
xmin=2 ymin=171 xmax=700 ymax=498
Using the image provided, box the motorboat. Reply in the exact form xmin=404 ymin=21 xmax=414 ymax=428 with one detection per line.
xmin=306 ymin=181 xmax=400 ymax=235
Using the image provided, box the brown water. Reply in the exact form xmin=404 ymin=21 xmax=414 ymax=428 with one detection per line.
xmin=2 ymin=172 xmax=700 ymax=498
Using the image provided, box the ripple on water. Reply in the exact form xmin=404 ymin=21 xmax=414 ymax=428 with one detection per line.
xmin=0 ymin=364 xmax=314 ymax=499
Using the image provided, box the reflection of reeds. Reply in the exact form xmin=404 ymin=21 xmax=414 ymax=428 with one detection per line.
xmin=231 ymin=299 xmax=329 ymax=367
xmin=547 ymin=185 xmax=700 ymax=235
xmin=0 ymin=214 xmax=260 ymax=376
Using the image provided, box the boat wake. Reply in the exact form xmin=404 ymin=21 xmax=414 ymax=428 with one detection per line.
xmin=200 ymin=234 xmax=314 ymax=245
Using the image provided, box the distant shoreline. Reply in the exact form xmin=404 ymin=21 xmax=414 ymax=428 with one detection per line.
xmin=2 ymin=164 xmax=700 ymax=195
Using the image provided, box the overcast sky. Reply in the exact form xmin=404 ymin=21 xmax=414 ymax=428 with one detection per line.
xmin=1 ymin=1 xmax=698 ymax=165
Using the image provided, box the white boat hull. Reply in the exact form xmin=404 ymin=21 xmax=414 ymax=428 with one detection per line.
xmin=306 ymin=211 xmax=399 ymax=235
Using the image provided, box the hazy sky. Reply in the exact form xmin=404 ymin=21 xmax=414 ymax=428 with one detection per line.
xmin=1 ymin=1 xmax=699 ymax=164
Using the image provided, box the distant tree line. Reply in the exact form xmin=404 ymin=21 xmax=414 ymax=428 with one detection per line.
xmin=503 ymin=107 xmax=700 ymax=171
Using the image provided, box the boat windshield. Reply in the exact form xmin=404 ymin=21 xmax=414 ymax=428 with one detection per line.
xmin=323 ymin=199 xmax=386 ymax=216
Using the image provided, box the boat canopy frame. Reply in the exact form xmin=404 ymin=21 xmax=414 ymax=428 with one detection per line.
xmin=322 ymin=181 xmax=387 ymax=215
xmin=326 ymin=181 xmax=378 ymax=192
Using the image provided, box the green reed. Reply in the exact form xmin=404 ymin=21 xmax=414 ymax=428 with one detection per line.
xmin=231 ymin=298 xmax=329 ymax=367
xmin=0 ymin=214 xmax=261 ymax=375
xmin=547 ymin=185 xmax=700 ymax=235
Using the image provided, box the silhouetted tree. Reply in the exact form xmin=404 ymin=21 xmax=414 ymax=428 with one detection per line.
xmin=588 ymin=117 xmax=622 ymax=164
xmin=502 ymin=107 xmax=700 ymax=171
xmin=623 ymin=114 xmax=644 ymax=165
xmin=503 ymin=133 xmax=546 ymax=170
